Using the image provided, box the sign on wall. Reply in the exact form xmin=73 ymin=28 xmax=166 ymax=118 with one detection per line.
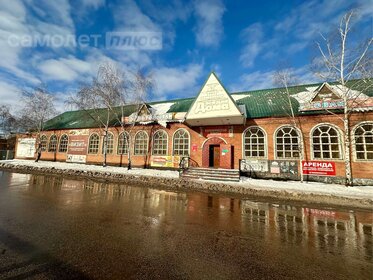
xmin=240 ymin=159 xmax=269 ymax=172
xmin=270 ymin=160 xmax=298 ymax=175
xmin=201 ymin=126 xmax=234 ymax=138
xmin=67 ymin=132 xmax=89 ymax=163
xmin=16 ymin=138 xmax=36 ymax=158
xmin=151 ymin=156 xmax=181 ymax=168
xmin=302 ymin=160 xmax=336 ymax=176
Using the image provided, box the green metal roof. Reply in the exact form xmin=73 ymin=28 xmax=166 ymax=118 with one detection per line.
xmin=43 ymin=79 xmax=373 ymax=131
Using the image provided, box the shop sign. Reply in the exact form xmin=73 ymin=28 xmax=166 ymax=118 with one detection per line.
xmin=240 ymin=159 xmax=268 ymax=172
xmin=302 ymin=160 xmax=336 ymax=176
xmin=67 ymin=154 xmax=86 ymax=163
xmin=192 ymin=144 xmax=198 ymax=152
xmin=300 ymin=100 xmax=345 ymax=111
xmin=202 ymin=126 xmax=233 ymax=138
xmin=270 ymin=160 xmax=298 ymax=175
xmin=16 ymin=138 xmax=36 ymax=158
xmin=67 ymin=135 xmax=88 ymax=163
xmin=151 ymin=156 xmax=180 ymax=168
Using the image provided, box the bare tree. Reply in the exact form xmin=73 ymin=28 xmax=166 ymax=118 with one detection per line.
xmin=124 ymin=69 xmax=155 ymax=169
xmin=67 ymin=62 xmax=127 ymax=167
xmin=19 ymin=85 xmax=57 ymax=162
xmin=273 ymin=69 xmax=305 ymax=182
xmin=312 ymin=10 xmax=373 ymax=186
xmin=67 ymin=63 xmax=155 ymax=168
xmin=0 ymin=105 xmax=16 ymax=136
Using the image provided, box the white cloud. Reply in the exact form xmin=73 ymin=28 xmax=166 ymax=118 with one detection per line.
xmin=79 ymin=0 xmax=106 ymax=9
xmin=153 ymin=63 xmax=203 ymax=99
xmin=239 ymin=23 xmax=264 ymax=68
xmin=0 ymin=81 xmax=22 ymax=111
xmin=230 ymin=65 xmax=321 ymax=92
xmin=193 ymin=0 xmax=225 ymax=47
xmin=38 ymin=56 xmax=93 ymax=82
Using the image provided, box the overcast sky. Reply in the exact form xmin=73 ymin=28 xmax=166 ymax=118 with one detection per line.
xmin=0 ymin=0 xmax=372 ymax=113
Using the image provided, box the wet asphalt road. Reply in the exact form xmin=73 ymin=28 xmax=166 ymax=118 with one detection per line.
xmin=0 ymin=171 xmax=372 ymax=280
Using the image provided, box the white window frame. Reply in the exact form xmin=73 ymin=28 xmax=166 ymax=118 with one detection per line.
xmin=274 ymin=125 xmax=301 ymax=159
xmin=58 ymin=134 xmax=69 ymax=153
xmin=88 ymin=133 xmax=100 ymax=154
xmin=117 ymin=132 xmax=130 ymax=155
xmin=134 ymin=130 xmax=149 ymax=155
xmin=352 ymin=121 xmax=373 ymax=162
xmin=242 ymin=126 xmax=267 ymax=159
xmin=102 ymin=132 xmax=114 ymax=155
xmin=310 ymin=123 xmax=343 ymax=160
xmin=172 ymin=128 xmax=190 ymax=156
xmin=152 ymin=129 xmax=168 ymax=156
xmin=40 ymin=135 xmax=48 ymax=151
xmin=48 ymin=134 xmax=58 ymax=152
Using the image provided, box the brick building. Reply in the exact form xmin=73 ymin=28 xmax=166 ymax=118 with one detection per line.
xmin=15 ymin=73 xmax=373 ymax=184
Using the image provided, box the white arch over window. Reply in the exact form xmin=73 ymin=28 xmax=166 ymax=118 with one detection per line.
xmin=88 ymin=133 xmax=100 ymax=154
xmin=134 ymin=131 xmax=148 ymax=155
xmin=58 ymin=134 xmax=69 ymax=153
xmin=353 ymin=122 xmax=373 ymax=161
xmin=172 ymin=128 xmax=190 ymax=156
xmin=311 ymin=124 xmax=342 ymax=160
xmin=274 ymin=125 xmax=301 ymax=159
xmin=242 ymin=126 xmax=267 ymax=158
xmin=152 ymin=130 xmax=168 ymax=156
xmin=48 ymin=134 xmax=58 ymax=152
xmin=117 ymin=132 xmax=130 ymax=155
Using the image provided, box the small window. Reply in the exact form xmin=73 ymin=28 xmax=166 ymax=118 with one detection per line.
xmin=152 ymin=130 xmax=168 ymax=156
xmin=134 ymin=131 xmax=148 ymax=155
xmin=40 ymin=135 xmax=47 ymax=151
xmin=173 ymin=129 xmax=189 ymax=156
xmin=117 ymin=132 xmax=129 ymax=155
xmin=48 ymin=135 xmax=58 ymax=152
xmin=354 ymin=123 xmax=373 ymax=160
xmin=102 ymin=132 xmax=114 ymax=154
xmin=311 ymin=125 xmax=342 ymax=159
xmin=275 ymin=126 xmax=300 ymax=159
xmin=88 ymin=133 xmax=100 ymax=154
xmin=59 ymin=134 xmax=69 ymax=153
xmin=243 ymin=127 xmax=266 ymax=158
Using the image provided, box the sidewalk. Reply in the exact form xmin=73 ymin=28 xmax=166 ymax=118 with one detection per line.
xmin=1 ymin=159 xmax=373 ymax=203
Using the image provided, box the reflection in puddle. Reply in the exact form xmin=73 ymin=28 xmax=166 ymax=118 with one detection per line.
xmin=2 ymin=171 xmax=373 ymax=277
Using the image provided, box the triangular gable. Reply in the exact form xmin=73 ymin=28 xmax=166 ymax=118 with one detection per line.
xmin=185 ymin=73 xmax=243 ymax=125
xmin=311 ymin=82 xmax=342 ymax=102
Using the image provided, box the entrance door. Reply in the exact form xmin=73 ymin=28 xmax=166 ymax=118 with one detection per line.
xmin=209 ymin=145 xmax=220 ymax=168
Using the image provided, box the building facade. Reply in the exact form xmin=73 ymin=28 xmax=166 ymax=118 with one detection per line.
xmin=15 ymin=73 xmax=373 ymax=184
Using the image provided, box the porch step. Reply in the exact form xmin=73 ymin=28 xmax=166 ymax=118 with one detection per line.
xmin=181 ymin=167 xmax=240 ymax=182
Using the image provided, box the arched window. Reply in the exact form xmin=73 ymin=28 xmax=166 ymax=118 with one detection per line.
xmin=48 ymin=135 xmax=57 ymax=152
xmin=311 ymin=125 xmax=342 ymax=159
xmin=173 ymin=129 xmax=189 ymax=156
xmin=134 ymin=131 xmax=148 ymax=155
xmin=59 ymin=134 xmax=69 ymax=153
xmin=117 ymin=132 xmax=130 ymax=155
xmin=102 ymin=132 xmax=114 ymax=154
xmin=354 ymin=123 xmax=373 ymax=160
xmin=40 ymin=135 xmax=47 ymax=151
xmin=152 ymin=130 xmax=168 ymax=156
xmin=243 ymin=126 xmax=266 ymax=158
xmin=88 ymin=133 xmax=100 ymax=154
xmin=275 ymin=126 xmax=300 ymax=159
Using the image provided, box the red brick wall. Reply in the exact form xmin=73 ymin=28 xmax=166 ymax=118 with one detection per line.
xmin=15 ymin=111 xmax=373 ymax=180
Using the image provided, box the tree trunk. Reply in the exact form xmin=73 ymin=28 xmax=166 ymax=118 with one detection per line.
xmin=344 ymin=112 xmax=352 ymax=186
xmin=103 ymin=129 xmax=108 ymax=167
